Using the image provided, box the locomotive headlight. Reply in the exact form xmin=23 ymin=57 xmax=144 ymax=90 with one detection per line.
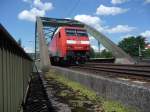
xmin=67 ymin=40 xmax=76 ymax=44
xmin=81 ymin=41 xmax=90 ymax=44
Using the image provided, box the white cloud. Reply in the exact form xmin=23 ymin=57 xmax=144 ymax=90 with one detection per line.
xmin=120 ymin=34 xmax=133 ymax=39
xmin=18 ymin=0 xmax=53 ymax=22
xmin=145 ymin=0 xmax=150 ymax=4
xmin=24 ymin=47 xmax=34 ymax=53
xmin=23 ymin=0 xmax=30 ymax=2
xmin=89 ymin=35 xmax=98 ymax=46
xmin=111 ymin=0 xmax=128 ymax=4
xmin=33 ymin=0 xmax=53 ymax=11
xmin=140 ymin=30 xmax=150 ymax=38
xmin=18 ymin=8 xmax=45 ymax=22
xmin=100 ymin=46 xmax=105 ymax=51
xmin=74 ymin=14 xmax=135 ymax=34
xmin=91 ymin=45 xmax=105 ymax=52
xmin=91 ymin=45 xmax=99 ymax=51
xmin=88 ymin=35 xmax=105 ymax=52
xmin=96 ymin=5 xmax=128 ymax=16
xmin=89 ymin=36 xmax=96 ymax=41
xmin=121 ymin=30 xmax=150 ymax=40
xmin=74 ymin=14 xmax=104 ymax=32
xmin=106 ymin=25 xmax=136 ymax=33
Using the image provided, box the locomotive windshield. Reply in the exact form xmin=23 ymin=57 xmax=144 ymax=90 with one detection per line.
xmin=65 ymin=29 xmax=76 ymax=36
xmin=65 ymin=29 xmax=88 ymax=37
xmin=76 ymin=30 xmax=88 ymax=37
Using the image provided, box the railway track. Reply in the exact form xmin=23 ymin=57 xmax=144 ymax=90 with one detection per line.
xmin=69 ymin=63 xmax=150 ymax=81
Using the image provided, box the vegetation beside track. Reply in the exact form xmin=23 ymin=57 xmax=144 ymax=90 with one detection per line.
xmin=45 ymin=70 xmax=137 ymax=112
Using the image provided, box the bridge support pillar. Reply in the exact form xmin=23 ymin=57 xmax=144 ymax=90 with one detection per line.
xmin=36 ymin=17 xmax=51 ymax=72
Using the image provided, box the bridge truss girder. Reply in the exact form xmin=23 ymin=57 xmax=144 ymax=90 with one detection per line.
xmin=35 ymin=17 xmax=135 ymax=71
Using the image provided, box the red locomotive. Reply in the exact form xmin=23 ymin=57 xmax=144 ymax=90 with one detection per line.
xmin=48 ymin=26 xmax=90 ymax=65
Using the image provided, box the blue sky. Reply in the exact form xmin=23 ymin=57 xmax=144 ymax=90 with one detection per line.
xmin=0 ymin=0 xmax=150 ymax=52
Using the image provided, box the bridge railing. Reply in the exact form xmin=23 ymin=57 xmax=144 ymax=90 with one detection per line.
xmin=0 ymin=24 xmax=33 ymax=112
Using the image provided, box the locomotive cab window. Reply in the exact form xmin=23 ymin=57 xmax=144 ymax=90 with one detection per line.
xmin=76 ymin=30 xmax=88 ymax=37
xmin=65 ymin=29 xmax=76 ymax=36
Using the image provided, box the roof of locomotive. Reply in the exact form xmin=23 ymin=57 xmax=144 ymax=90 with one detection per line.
xmin=60 ymin=26 xmax=85 ymax=30
xmin=54 ymin=26 xmax=86 ymax=35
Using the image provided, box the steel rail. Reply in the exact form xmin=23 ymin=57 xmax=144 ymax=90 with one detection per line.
xmin=82 ymin=65 xmax=150 ymax=71
xmin=85 ymin=62 xmax=150 ymax=67
xmin=73 ymin=64 xmax=150 ymax=77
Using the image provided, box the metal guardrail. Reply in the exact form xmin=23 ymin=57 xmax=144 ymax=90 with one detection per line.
xmin=0 ymin=24 xmax=33 ymax=112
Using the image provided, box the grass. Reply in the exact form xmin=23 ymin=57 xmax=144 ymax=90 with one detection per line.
xmin=45 ymin=70 xmax=137 ymax=112
xmin=103 ymin=101 xmax=136 ymax=112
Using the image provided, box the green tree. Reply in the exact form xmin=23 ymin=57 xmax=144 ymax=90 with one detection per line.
xmin=89 ymin=47 xmax=95 ymax=58
xmin=99 ymin=49 xmax=113 ymax=58
xmin=118 ymin=36 xmax=147 ymax=57
xmin=89 ymin=47 xmax=113 ymax=58
xmin=93 ymin=49 xmax=113 ymax=58
xmin=143 ymin=49 xmax=150 ymax=58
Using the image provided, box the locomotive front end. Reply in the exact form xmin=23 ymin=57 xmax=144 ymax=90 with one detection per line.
xmin=65 ymin=27 xmax=90 ymax=64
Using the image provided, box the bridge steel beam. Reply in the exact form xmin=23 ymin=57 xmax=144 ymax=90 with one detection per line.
xmin=84 ymin=24 xmax=135 ymax=64
xmin=36 ymin=17 xmax=51 ymax=72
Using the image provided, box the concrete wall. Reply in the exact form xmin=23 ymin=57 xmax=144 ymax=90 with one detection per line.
xmin=51 ymin=66 xmax=150 ymax=112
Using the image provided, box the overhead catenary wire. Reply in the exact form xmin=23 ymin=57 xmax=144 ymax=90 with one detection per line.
xmin=66 ymin=0 xmax=81 ymax=17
